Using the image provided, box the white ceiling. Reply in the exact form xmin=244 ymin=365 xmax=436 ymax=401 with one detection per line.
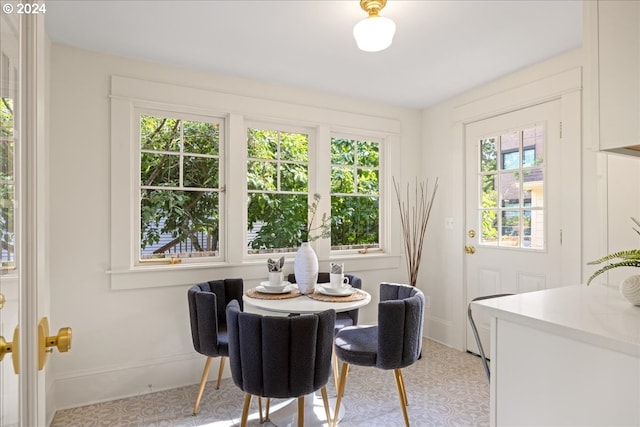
xmin=44 ymin=0 xmax=583 ymax=109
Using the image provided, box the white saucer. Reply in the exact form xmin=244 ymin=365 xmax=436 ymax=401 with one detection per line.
xmin=257 ymin=281 xmax=291 ymax=294
xmin=317 ymin=285 xmax=355 ymax=296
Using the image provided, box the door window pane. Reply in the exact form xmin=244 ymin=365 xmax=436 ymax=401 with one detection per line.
xmin=477 ymin=124 xmax=546 ymax=249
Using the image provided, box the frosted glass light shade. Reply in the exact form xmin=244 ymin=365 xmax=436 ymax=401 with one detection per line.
xmin=353 ymin=16 xmax=396 ymax=52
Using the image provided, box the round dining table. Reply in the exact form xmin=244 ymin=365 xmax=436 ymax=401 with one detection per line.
xmin=242 ymin=285 xmax=371 ymax=315
xmin=241 ymin=283 xmax=372 ymax=426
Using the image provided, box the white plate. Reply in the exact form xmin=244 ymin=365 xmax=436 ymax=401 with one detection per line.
xmin=317 ymin=285 xmax=355 ymax=296
xmin=257 ymin=281 xmax=292 ymax=294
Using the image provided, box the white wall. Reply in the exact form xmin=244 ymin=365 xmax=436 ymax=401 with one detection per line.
xmin=420 ymin=46 xmax=640 ymax=352
xmin=419 ymin=50 xmax=583 ymax=350
xmin=49 ymin=35 xmax=640 ymax=414
xmin=48 ymin=43 xmax=422 ymax=409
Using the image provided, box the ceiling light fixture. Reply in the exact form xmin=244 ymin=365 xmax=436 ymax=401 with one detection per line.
xmin=353 ymin=0 xmax=396 ymax=52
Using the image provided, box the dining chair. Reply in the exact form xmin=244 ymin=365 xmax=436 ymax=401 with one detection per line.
xmin=226 ymin=299 xmax=336 ymax=427
xmin=333 ymin=282 xmax=424 ymax=427
xmin=288 ymin=272 xmax=363 ymax=389
xmin=287 ymin=272 xmax=363 ymax=331
xmin=187 ymin=278 xmax=244 ymax=415
xmin=467 ymin=293 xmax=514 ymax=382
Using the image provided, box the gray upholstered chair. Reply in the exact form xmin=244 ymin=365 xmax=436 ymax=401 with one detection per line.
xmin=226 ymin=299 xmax=336 ymax=427
xmin=333 ymin=282 xmax=424 ymax=427
xmin=287 ymin=272 xmax=362 ymax=331
xmin=288 ymin=272 xmax=363 ymax=388
xmin=187 ymin=279 xmax=244 ymax=415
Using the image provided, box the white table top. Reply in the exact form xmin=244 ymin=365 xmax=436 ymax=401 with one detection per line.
xmin=471 ymin=284 xmax=640 ymax=357
xmin=243 ymin=285 xmax=371 ymax=315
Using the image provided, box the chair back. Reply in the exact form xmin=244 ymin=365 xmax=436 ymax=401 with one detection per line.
xmin=377 ymin=282 xmax=424 ymax=370
xmin=288 ymin=272 xmax=362 ymax=325
xmin=226 ymin=300 xmax=336 ymax=398
xmin=188 ymin=278 xmax=244 ymax=357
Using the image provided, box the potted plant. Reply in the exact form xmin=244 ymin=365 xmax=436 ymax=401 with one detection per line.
xmin=587 ymin=217 xmax=640 ymax=305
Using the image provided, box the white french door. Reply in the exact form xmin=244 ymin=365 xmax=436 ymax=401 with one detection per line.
xmin=464 ymin=100 xmax=563 ymax=356
xmin=1 ymin=3 xmax=46 ymax=426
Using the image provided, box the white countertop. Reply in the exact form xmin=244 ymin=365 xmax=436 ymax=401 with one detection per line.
xmin=471 ymin=284 xmax=640 ymax=357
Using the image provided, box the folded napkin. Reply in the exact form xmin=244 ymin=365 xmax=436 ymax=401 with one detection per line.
xmin=330 ymin=262 xmax=343 ymax=274
xmin=267 ymin=256 xmax=285 ymax=272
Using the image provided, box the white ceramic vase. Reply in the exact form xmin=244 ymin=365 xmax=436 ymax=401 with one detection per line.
xmin=620 ymin=275 xmax=640 ymax=306
xmin=294 ymin=242 xmax=318 ymax=294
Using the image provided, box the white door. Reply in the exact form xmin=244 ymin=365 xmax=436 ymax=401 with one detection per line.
xmin=1 ymin=6 xmax=21 ymax=425
xmin=1 ymin=5 xmax=48 ymax=426
xmin=465 ymin=101 xmax=562 ymax=356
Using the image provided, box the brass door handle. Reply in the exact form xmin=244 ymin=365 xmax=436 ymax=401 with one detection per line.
xmin=0 ymin=326 xmax=20 ymax=374
xmin=0 ymin=292 xmax=5 ymax=309
xmin=38 ymin=317 xmax=72 ymax=370
xmin=464 ymin=245 xmax=476 ymax=254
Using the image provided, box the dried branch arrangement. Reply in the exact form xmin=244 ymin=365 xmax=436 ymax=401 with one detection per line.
xmin=393 ymin=177 xmax=439 ymax=286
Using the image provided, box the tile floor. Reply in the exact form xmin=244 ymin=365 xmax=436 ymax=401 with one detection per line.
xmin=51 ymin=339 xmax=489 ymax=427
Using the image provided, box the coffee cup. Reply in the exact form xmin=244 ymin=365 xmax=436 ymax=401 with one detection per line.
xmin=268 ymin=271 xmax=283 ymax=287
xmin=329 ymin=273 xmax=349 ymax=289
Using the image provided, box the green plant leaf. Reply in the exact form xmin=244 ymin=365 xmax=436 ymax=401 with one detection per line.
xmin=587 ymin=259 xmax=640 ymax=285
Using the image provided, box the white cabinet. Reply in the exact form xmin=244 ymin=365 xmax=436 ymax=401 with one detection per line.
xmin=588 ymin=1 xmax=640 ymax=156
xmin=472 ymin=285 xmax=640 ymax=426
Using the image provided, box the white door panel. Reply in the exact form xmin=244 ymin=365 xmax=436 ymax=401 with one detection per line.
xmin=465 ymin=101 xmax=562 ymax=356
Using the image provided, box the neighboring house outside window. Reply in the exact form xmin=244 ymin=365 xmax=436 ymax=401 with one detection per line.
xmin=330 ymin=136 xmax=380 ymax=252
xmin=479 ymin=125 xmax=544 ymax=249
xmin=139 ymin=113 xmax=223 ymax=261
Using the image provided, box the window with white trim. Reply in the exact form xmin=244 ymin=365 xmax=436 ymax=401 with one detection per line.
xmin=139 ymin=112 xmax=224 ymax=262
xmin=246 ymin=125 xmax=310 ymax=254
xmin=330 ymin=136 xmax=380 ymax=252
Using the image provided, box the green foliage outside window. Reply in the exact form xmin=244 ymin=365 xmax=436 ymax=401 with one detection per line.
xmin=139 ymin=115 xmax=221 ymax=258
xmin=0 ymin=97 xmax=14 ymax=267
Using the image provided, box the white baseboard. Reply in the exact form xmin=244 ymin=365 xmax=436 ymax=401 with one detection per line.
xmin=424 ymin=314 xmax=458 ymax=349
xmin=53 ymin=352 xmax=226 ymax=411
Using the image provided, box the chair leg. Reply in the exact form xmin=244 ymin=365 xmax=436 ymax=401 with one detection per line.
xmin=193 ymin=356 xmax=212 ymax=415
xmin=240 ymin=394 xmax=252 ymax=427
xmin=393 ymin=369 xmax=410 ymax=427
xmin=265 ymin=398 xmax=271 ymax=422
xmin=258 ymin=397 xmax=263 ymax=423
xmin=215 ymin=356 xmax=226 ymax=389
xmin=320 ymin=386 xmax=332 ymax=425
xmin=332 ymin=347 xmax=340 ymax=392
xmin=395 ymin=368 xmax=409 ymax=406
xmin=297 ymin=396 xmax=305 ymax=427
xmin=332 ymin=362 xmax=350 ymax=427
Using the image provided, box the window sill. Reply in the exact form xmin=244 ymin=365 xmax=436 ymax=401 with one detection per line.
xmin=108 ymin=253 xmax=400 ymax=290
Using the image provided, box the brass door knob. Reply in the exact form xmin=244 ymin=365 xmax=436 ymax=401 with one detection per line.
xmin=0 ymin=326 xmax=20 ymax=374
xmin=0 ymin=292 xmax=5 ymax=309
xmin=464 ymin=245 xmax=476 ymax=254
xmin=38 ymin=317 xmax=72 ymax=370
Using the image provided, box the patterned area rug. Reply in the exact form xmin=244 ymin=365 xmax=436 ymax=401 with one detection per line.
xmin=51 ymin=339 xmax=489 ymax=427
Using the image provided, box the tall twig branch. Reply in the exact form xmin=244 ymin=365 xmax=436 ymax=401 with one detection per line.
xmin=393 ymin=177 xmax=438 ymax=286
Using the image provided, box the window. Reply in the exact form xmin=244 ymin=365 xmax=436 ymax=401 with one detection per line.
xmin=139 ymin=113 xmax=223 ymax=261
xmin=110 ymin=76 xmax=400 ymax=289
xmin=330 ymin=137 xmax=380 ymax=251
xmin=0 ymin=95 xmax=14 ymax=269
xmin=246 ymin=126 xmax=309 ymax=254
xmin=479 ymin=125 xmax=544 ymax=249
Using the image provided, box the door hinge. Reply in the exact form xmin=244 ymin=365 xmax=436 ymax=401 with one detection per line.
xmin=560 ymin=229 xmax=563 ymax=245
xmin=559 ymin=121 xmax=563 ymax=139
